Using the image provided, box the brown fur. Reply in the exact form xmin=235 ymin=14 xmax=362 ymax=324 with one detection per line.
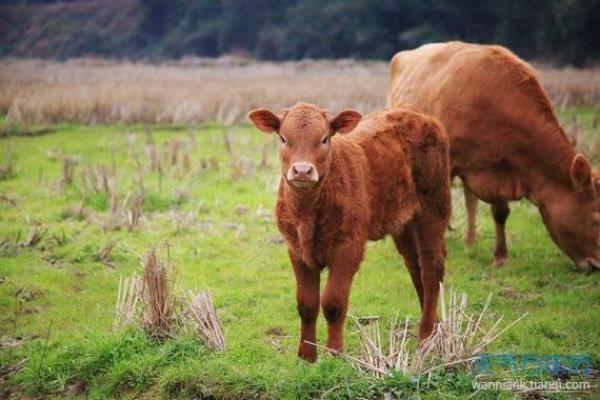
xmin=388 ymin=41 xmax=600 ymax=270
xmin=248 ymin=103 xmax=451 ymax=361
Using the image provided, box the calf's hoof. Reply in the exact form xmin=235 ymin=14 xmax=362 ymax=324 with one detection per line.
xmin=298 ymin=341 xmax=317 ymax=363
xmin=493 ymin=255 xmax=507 ymax=267
xmin=417 ymin=320 xmax=436 ymax=342
xmin=324 ymin=345 xmax=342 ymax=357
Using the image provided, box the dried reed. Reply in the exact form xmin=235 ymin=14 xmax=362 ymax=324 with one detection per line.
xmin=18 ymin=225 xmax=46 ymax=248
xmin=94 ymin=240 xmax=116 ymax=267
xmin=347 ymin=284 xmax=527 ymax=378
xmin=113 ymin=274 xmax=142 ymax=331
xmin=186 ymin=290 xmax=226 ymax=351
xmin=61 ymin=157 xmax=77 ymax=187
xmin=1 ymin=59 xmax=597 ymax=129
xmin=125 ymin=194 xmax=144 ymax=231
xmin=0 ymin=146 xmax=15 ymax=181
xmin=140 ymin=247 xmax=176 ymax=338
xmin=82 ymin=164 xmax=116 ymax=195
xmin=60 ymin=201 xmax=88 ymax=221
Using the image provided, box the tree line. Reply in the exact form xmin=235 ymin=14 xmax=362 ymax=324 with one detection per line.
xmin=2 ymin=0 xmax=599 ymax=65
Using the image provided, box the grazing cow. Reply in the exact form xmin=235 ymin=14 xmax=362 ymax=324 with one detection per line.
xmin=248 ymin=103 xmax=451 ymax=361
xmin=388 ymin=41 xmax=600 ymax=270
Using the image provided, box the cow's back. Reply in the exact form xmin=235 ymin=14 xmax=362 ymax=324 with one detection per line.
xmin=346 ymin=108 xmax=450 ymax=239
xmin=388 ymin=41 xmax=575 ymax=198
xmin=345 ymin=111 xmax=419 ymax=240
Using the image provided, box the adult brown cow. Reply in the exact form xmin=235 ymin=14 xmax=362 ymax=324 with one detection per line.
xmin=248 ymin=103 xmax=451 ymax=361
xmin=388 ymin=41 xmax=600 ymax=270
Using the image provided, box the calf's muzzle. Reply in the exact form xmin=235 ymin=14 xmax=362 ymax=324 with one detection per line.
xmin=287 ymin=162 xmax=319 ymax=187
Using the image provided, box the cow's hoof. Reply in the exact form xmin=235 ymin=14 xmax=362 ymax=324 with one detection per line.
xmin=493 ymin=256 xmax=507 ymax=267
xmin=573 ymin=263 xmax=593 ymax=274
xmin=324 ymin=347 xmax=341 ymax=357
xmin=298 ymin=341 xmax=317 ymax=363
xmin=465 ymin=235 xmax=476 ymax=247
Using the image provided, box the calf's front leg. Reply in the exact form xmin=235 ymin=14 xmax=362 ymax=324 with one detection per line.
xmin=321 ymin=242 xmax=364 ymax=353
xmin=290 ymin=252 xmax=320 ymax=362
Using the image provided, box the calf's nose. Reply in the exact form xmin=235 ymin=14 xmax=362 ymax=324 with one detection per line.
xmin=291 ymin=163 xmax=314 ymax=180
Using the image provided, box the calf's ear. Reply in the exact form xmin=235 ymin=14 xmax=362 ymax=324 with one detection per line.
xmin=329 ymin=110 xmax=362 ymax=134
xmin=570 ymin=154 xmax=594 ymax=194
xmin=248 ymin=108 xmax=280 ymax=133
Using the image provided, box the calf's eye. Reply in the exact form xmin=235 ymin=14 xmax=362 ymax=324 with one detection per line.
xmin=279 ymin=135 xmax=287 ymax=145
xmin=321 ymin=136 xmax=328 ymax=145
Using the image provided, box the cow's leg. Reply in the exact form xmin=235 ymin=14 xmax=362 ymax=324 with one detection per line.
xmin=464 ymin=184 xmax=478 ymax=246
xmin=393 ymin=225 xmax=423 ymax=309
xmin=290 ymin=252 xmax=320 ymax=362
xmin=491 ymin=201 xmax=510 ymax=267
xmin=414 ymin=215 xmax=446 ymax=341
xmin=321 ymin=242 xmax=364 ymax=353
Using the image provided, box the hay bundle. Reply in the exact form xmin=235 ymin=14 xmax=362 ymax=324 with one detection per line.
xmin=140 ymin=248 xmax=176 ymax=338
xmin=350 ymin=284 xmax=527 ymax=377
xmin=186 ymin=290 xmax=225 ymax=351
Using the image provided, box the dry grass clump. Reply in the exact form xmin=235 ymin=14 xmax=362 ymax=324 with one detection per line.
xmin=61 ymin=156 xmax=78 ymax=187
xmin=125 ymin=194 xmax=144 ymax=231
xmin=94 ymin=240 xmax=116 ymax=267
xmin=140 ymin=247 xmax=176 ymax=338
xmin=0 ymin=225 xmax=47 ymax=257
xmin=82 ymin=164 xmax=116 ymax=196
xmin=18 ymin=225 xmax=47 ymax=248
xmin=186 ymin=290 xmax=226 ymax=351
xmin=113 ymin=246 xmax=225 ymax=349
xmin=0 ymin=58 xmax=598 ymax=128
xmin=347 ymin=284 xmax=526 ymax=378
xmin=60 ymin=201 xmax=88 ymax=221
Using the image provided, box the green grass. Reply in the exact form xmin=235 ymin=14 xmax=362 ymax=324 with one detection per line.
xmin=0 ymin=116 xmax=599 ymax=399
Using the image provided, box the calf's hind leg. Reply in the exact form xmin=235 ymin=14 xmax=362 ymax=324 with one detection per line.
xmin=393 ymin=225 xmax=424 ymax=310
xmin=491 ymin=201 xmax=510 ymax=267
xmin=414 ymin=215 xmax=446 ymax=340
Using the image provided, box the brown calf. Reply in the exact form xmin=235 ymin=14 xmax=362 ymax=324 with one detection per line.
xmin=248 ymin=103 xmax=451 ymax=361
xmin=388 ymin=42 xmax=600 ymax=270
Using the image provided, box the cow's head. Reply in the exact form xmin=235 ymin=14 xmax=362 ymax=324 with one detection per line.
xmin=539 ymin=154 xmax=600 ymax=271
xmin=248 ymin=102 xmax=361 ymax=191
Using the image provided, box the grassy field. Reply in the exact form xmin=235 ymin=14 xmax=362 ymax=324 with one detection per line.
xmin=0 ymin=107 xmax=599 ymax=399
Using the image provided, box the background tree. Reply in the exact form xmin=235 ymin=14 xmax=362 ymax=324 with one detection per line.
xmin=0 ymin=0 xmax=598 ymax=64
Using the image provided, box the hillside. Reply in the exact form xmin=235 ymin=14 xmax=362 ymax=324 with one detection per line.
xmin=0 ymin=0 xmax=139 ymax=59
